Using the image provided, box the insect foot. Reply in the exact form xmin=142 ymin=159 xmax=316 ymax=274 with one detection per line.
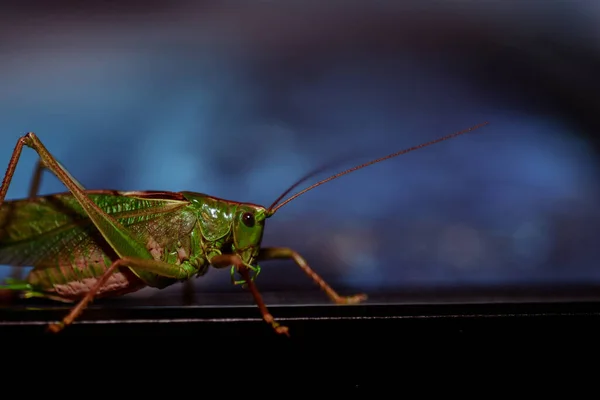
xmin=274 ymin=325 xmax=290 ymax=336
xmin=264 ymin=313 xmax=290 ymax=337
xmin=332 ymin=293 xmax=368 ymax=305
xmin=46 ymin=322 xmax=65 ymax=334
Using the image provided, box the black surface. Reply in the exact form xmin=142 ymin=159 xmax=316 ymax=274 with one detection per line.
xmin=2 ymin=287 xmax=596 ymax=386
xmin=3 ymin=285 xmax=600 ymax=341
xmin=3 ymin=301 xmax=600 ymax=339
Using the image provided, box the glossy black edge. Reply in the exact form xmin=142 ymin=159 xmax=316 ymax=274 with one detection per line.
xmin=2 ymin=301 xmax=600 ymax=339
xmin=3 ymin=284 xmax=600 ymax=341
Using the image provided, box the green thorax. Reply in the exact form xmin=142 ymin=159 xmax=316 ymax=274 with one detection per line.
xmin=181 ymin=191 xmax=269 ymax=266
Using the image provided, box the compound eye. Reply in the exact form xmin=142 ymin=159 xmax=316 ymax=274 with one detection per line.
xmin=242 ymin=212 xmax=255 ymax=227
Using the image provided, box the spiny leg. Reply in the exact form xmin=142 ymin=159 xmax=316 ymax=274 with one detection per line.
xmin=1 ymin=133 xmax=90 ymax=216
xmin=257 ymin=247 xmax=367 ymax=305
xmin=0 ymin=136 xmax=31 ymax=282
xmin=211 ymin=254 xmax=289 ymax=336
xmin=238 ymin=266 xmax=289 ymax=337
xmin=48 ymin=256 xmax=195 ymax=333
xmin=0 ymin=136 xmax=26 ymax=206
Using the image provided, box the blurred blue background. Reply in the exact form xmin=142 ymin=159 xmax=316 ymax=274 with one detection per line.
xmin=1 ymin=1 xmax=600 ymax=304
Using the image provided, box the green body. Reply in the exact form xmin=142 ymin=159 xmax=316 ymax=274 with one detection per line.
xmin=0 ymin=190 xmax=267 ymax=301
xmin=0 ymin=125 xmax=485 ymax=333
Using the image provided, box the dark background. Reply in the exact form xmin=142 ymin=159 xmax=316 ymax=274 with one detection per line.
xmin=1 ymin=1 xmax=600 ymax=307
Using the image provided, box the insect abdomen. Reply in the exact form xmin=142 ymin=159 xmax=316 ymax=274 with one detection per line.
xmin=25 ymin=245 xmax=144 ymax=300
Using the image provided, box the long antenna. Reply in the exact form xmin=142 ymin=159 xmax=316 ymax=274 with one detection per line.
xmin=267 ymin=121 xmax=489 ymax=215
xmin=265 ymin=151 xmax=365 ymax=215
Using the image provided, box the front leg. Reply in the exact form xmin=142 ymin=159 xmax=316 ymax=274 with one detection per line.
xmin=210 ymin=254 xmax=289 ymax=337
xmin=257 ymin=247 xmax=367 ymax=305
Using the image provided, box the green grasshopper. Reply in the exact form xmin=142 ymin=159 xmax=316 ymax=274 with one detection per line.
xmin=0 ymin=122 xmax=488 ymax=335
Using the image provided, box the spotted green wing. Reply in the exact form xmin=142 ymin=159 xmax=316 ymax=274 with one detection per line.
xmin=0 ymin=190 xmax=196 ymax=268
